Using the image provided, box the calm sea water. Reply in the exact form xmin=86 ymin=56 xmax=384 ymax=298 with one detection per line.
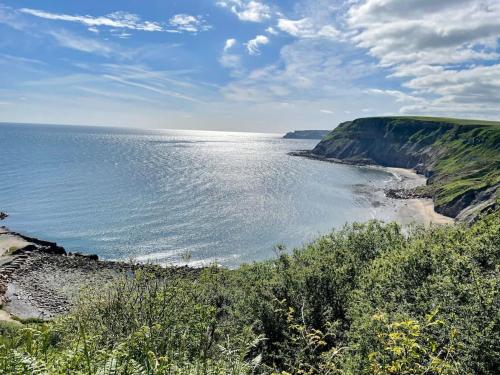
xmin=0 ymin=123 xmax=401 ymax=267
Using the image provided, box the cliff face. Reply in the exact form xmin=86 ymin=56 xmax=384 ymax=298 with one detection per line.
xmin=311 ymin=117 xmax=500 ymax=220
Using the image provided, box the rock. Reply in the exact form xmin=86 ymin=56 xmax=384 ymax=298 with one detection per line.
xmin=69 ymin=252 xmax=99 ymax=261
xmin=0 ymin=212 xmax=8 ymax=220
xmin=283 ymin=130 xmax=330 ymax=140
xmin=385 ymin=188 xmax=432 ymax=200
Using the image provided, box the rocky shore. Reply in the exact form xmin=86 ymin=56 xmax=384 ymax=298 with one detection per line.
xmin=0 ymin=225 xmax=198 ymax=321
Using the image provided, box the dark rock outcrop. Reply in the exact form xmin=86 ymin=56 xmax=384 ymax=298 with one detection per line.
xmin=10 ymin=231 xmax=66 ymax=255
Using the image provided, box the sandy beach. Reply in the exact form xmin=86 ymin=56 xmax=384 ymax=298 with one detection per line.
xmin=385 ymin=167 xmax=454 ymax=226
xmin=289 ymin=151 xmax=454 ymax=227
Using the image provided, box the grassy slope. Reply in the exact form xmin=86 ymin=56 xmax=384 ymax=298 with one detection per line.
xmin=317 ymin=117 xmax=500 ymax=216
xmin=386 ymin=116 xmax=500 ymax=126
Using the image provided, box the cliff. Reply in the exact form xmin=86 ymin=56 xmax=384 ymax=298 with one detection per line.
xmin=283 ymin=130 xmax=329 ymax=139
xmin=309 ymin=117 xmax=500 ymax=220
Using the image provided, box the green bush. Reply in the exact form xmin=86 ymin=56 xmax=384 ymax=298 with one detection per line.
xmin=1 ymin=212 xmax=498 ymax=374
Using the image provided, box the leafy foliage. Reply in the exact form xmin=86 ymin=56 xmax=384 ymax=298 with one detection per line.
xmin=1 ymin=212 xmax=498 ymax=374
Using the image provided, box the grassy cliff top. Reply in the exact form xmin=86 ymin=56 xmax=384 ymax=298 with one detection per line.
xmin=359 ymin=116 xmax=500 ymax=127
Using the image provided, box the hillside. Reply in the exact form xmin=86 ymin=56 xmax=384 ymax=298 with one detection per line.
xmin=283 ymin=130 xmax=330 ymax=139
xmin=310 ymin=117 xmax=500 ymax=220
xmin=1 ymin=212 xmax=498 ymax=374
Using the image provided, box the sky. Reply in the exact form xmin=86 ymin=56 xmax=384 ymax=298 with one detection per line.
xmin=0 ymin=0 xmax=499 ymax=133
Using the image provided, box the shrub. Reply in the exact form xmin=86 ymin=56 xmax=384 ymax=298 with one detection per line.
xmin=0 ymin=212 xmax=498 ymax=374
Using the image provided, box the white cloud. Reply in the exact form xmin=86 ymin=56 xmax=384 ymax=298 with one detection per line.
xmin=367 ymin=89 xmax=425 ymax=104
xmin=169 ymin=14 xmax=211 ymax=33
xmin=220 ymin=53 xmax=242 ymax=70
xmin=277 ymin=16 xmax=340 ymax=39
xmin=266 ymin=27 xmax=278 ymax=35
xmin=217 ymin=0 xmax=272 ymax=22
xmin=320 ymin=109 xmax=334 ymax=114
xmin=19 ymin=8 xmax=210 ymax=34
xmin=0 ymin=53 xmax=45 ymax=66
xmin=346 ymin=0 xmax=500 ymax=117
xmin=224 ymin=38 xmax=237 ymax=52
xmin=220 ymin=39 xmax=242 ymax=73
xmin=347 ymin=0 xmax=500 ymax=67
xmin=222 ymin=38 xmax=375 ymax=102
xmin=20 ymin=8 xmax=161 ymax=31
xmin=277 ymin=18 xmax=311 ymax=37
xmin=0 ymin=4 xmax=27 ymax=30
xmin=246 ymin=35 xmax=269 ymax=55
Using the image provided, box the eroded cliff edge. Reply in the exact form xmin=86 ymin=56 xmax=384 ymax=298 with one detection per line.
xmin=302 ymin=117 xmax=500 ymax=222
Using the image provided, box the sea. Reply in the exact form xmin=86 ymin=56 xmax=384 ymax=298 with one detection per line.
xmin=0 ymin=123 xmax=406 ymax=267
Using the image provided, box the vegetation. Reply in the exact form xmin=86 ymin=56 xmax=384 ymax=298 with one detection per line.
xmin=382 ymin=116 xmax=500 ymax=127
xmin=1 ymin=211 xmax=498 ymax=374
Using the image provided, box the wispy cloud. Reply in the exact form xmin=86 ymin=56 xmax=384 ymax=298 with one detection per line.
xmin=48 ymin=30 xmax=113 ymax=55
xmin=220 ymin=36 xmax=377 ymax=104
xmin=224 ymin=38 xmax=237 ymax=52
xmin=20 ymin=8 xmax=163 ymax=31
xmin=0 ymin=53 xmax=46 ymax=66
xmin=220 ymin=39 xmax=243 ymax=75
xmin=246 ymin=35 xmax=269 ymax=55
xmin=265 ymin=27 xmax=278 ymax=35
xmin=19 ymin=8 xmax=210 ymax=35
xmin=277 ymin=18 xmax=340 ymax=39
xmin=0 ymin=4 xmax=27 ymax=30
xmin=169 ymin=14 xmax=211 ymax=33
xmin=74 ymin=86 xmax=162 ymax=105
xmin=217 ymin=0 xmax=272 ymax=22
xmin=102 ymin=74 xmax=203 ymax=103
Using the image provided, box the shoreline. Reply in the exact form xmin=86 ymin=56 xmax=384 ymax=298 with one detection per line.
xmin=0 ymin=154 xmax=453 ymax=322
xmin=290 ymin=150 xmax=454 ymax=226
xmin=0 ymin=226 xmax=198 ymax=322
xmin=383 ymin=167 xmax=454 ymax=226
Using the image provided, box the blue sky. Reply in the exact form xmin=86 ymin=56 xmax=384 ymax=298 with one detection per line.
xmin=1 ymin=0 xmax=499 ymax=132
